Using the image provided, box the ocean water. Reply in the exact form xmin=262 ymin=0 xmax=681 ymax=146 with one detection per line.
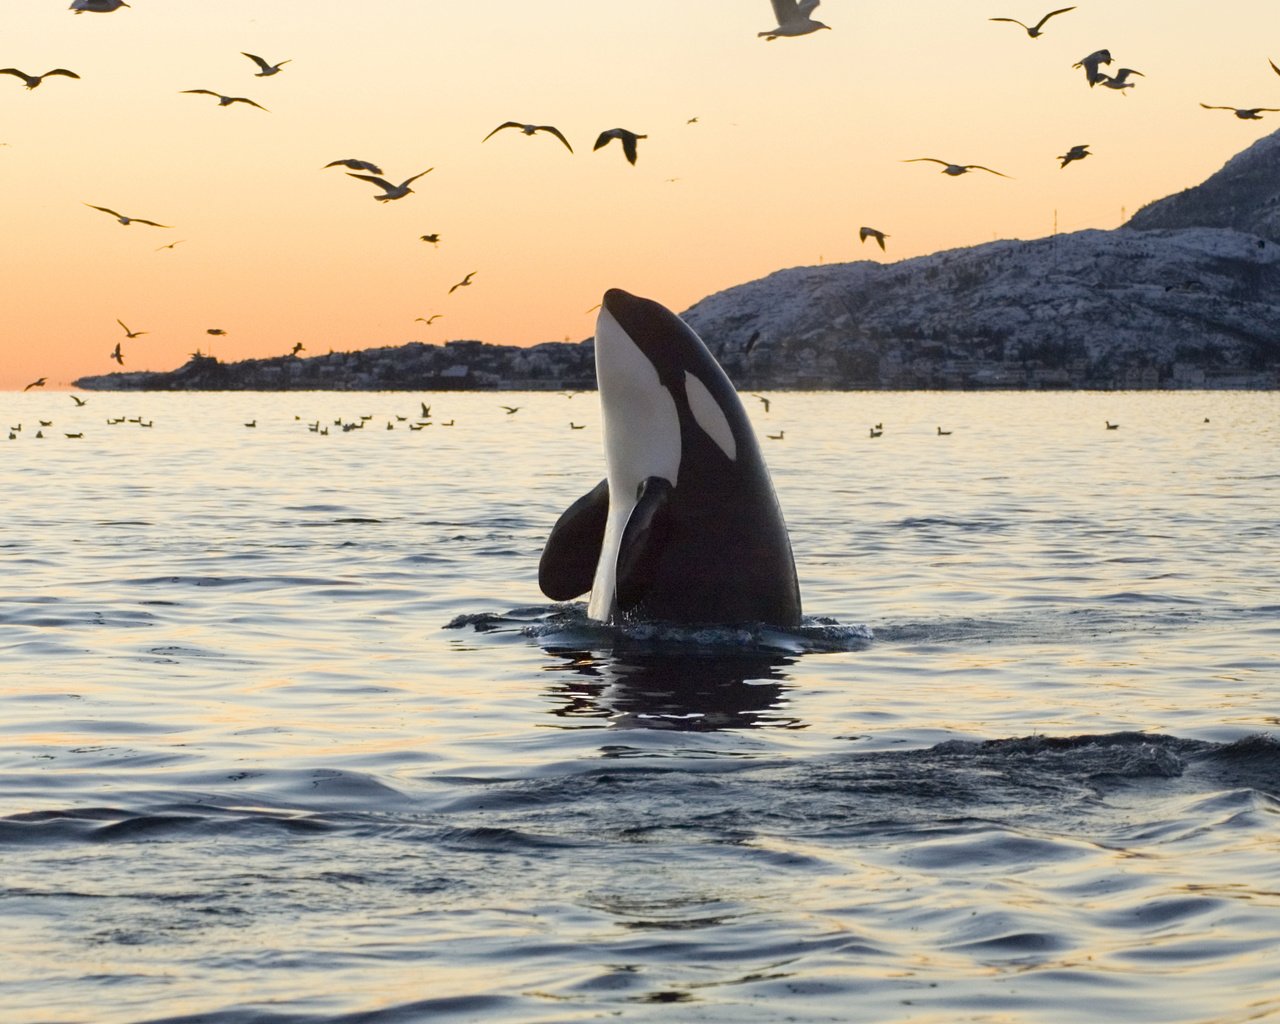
xmin=1 ymin=388 xmax=1278 ymax=1024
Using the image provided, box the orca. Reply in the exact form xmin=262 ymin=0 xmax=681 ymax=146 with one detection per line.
xmin=539 ymin=288 xmax=802 ymax=627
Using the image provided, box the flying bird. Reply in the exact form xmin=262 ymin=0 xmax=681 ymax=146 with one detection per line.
xmin=448 ymin=272 xmax=476 ymax=294
xmin=290 ymin=342 xmax=305 ymax=355
xmin=1058 ymin=144 xmax=1090 ymax=167
xmin=759 ymin=0 xmax=831 ymax=39
xmin=859 ymin=226 xmax=889 ymax=250
xmin=110 ymin=343 xmax=124 ymax=365
xmin=416 ymin=314 xmax=442 ymax=324
xmin=325 ymin=158 xmax=383 ymax=174
xmin=988 ymin=7 xmax=1075 ymax=37
xmin=904 ymin=158 xmax=1010 ymax=177
xmin=346 ymin=169 xmax=432 ymax=201
xmin=70 ymin=395 xmax=87 ymax=406
xmin=156 ymin=239 xmax=184 ymax=251
xmin=24 ymin=377 xmax=46 ymax=391
xmin=482 ymin=122 xmax=574 ymax=153
xmin=181 ymin=90 xmax=269 ymax=111
xmin=69 ymin=0 xmax=130 ymax=11
xmin=242 ymin=53 xmax=290 ymax=77
xmin=753 ymin=393 xmax=772 ymax=413
xmin=501 ymin=406 xmax=521 ymax=415
xmin=206 ymin=328 xmax=227 ymax=335
xmin=1271 ymin=58 xmax=1280 ymax=78
xmin=0 ymin=68 xmax=80 ymax=90
xmin=593 ymin=128 xmax=647 ymax=165
xmin=1199 ymin=104 xmax=1280 ymax=120
xmin=1073 ymin=49 xmax=1112 ymax=87
xmin=419 ymin=233 xmax=440 ymax=244
xmin=116 ymin=319 xmax=146 ymax=338
xmin=84 ymin=203 xmax=171 ymax=227
xmin=1098 ymin=68 xmax=1143 ymax=91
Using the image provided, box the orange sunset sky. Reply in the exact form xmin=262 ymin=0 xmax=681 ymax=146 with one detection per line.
xmin=2 ymin=0 xmax=1278 ymax=391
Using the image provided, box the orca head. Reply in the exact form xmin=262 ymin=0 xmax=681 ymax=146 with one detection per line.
xmin=587 ymin=289 xmax=748 ymax=621
xmin=595 ymin=289 xmax=740 ymax=484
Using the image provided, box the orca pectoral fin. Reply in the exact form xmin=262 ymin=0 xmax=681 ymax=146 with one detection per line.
xmin=615 ymin=477 xmax=675 ymax=612
xmin=539 ymin=479 xmax=609 ymax=601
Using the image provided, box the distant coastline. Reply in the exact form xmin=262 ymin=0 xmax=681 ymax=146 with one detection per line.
xmin=75 ymin=129 xmax=1280 ymax=395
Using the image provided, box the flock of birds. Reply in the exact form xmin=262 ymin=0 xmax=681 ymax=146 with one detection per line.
xmin=850 ymin=5 xmax=1280 ymax=253
xmin=9 ymin=0 xmax=1280 ymax=390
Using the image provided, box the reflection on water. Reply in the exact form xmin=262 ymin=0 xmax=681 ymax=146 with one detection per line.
xmin=541 ymin=646 xmax=801 ymax=730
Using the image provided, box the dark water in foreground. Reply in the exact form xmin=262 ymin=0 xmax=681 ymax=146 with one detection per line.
xmin=2 ymin=390 xmax=1278 ymax=1023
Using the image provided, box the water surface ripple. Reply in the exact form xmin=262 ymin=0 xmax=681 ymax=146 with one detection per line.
xmin=2 ymin=390 xmax=1278 ymax=1023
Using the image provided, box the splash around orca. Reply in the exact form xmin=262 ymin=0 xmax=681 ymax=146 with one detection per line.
xmin=539 ymin=288 xmax=802 ymax=628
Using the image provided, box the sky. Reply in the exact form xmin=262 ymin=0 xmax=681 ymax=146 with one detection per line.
xmin=2 ymin=0 xmax=1279 ymax=390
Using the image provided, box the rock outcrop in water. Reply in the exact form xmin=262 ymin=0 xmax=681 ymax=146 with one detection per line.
xmin=75 ymin=129 xmax=1280 ymax=392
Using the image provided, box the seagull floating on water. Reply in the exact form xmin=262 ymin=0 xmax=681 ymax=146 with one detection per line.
xmin=70 ymin=0 xmax=129 ymax=12
xmin=759 ymin=0 xmax=831 ymax=40
xmin=346 ymin=169 xmax=432 ymax=201
xmin=0 ymin=68 xmax=80 ymax=90
xmin=1073 ymin=49 xmax=1112 ymax=87
xmin=325 ymin=158 xmax=383 ymax=174
xmin=1058 ymin=144 xmax=1090 ymax=167
xmin=84 ymin=203 xmax=171 ymax=227
xmin=448 ymin=271 xmax=476 ymax=294
xmin=859 ymin=226 xmax=889 ymax=251
xmin=242 ymin=53 xmax=290 ymax=77
xmin=483 ymin=122 xmax=573 ymax=153
xmin=988 ymin=7 xmax=1075 ymax=37
xmin=1200 ymin=104 xmax=1280 ymax=120
xmin=904 ymin=158 xmax=1010 ymax=178
xmin=181 ymin=90 xmax=269 ymax=111
xmin=116 ymin=319 xmax=146 ymax=338
xmin=593 ymin=128 xmax=646 ymax=165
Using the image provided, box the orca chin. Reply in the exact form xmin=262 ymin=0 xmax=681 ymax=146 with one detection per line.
xmin=539 ymin=288 xmax=802 ymax=629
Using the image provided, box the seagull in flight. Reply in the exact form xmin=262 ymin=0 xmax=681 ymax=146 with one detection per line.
xmin=24 ymin=377 xmax=46 ymax=391
xmin=181 ymin=90 xmax=269 ymax=111
xmin=156 ymin=239 xmax=184 ymax=251
xmin=1098 ymin=68 xmax=1143 ymax=91
xmin=449 ymin=272 xmax=476 ymax=294
xmin=989 ymin=7 xmax=1075 ymax=37
xmin=0 ymin=68 xmax=80 ymax=90
xmin=1200 ymin=104 xmax=1280 ymax=120
xmin=593 ymin=128 xmax=647 ymax=165
xmin=325 ymin=158 xmax=383 ymax=174
xmin=70 ymin=0 xmax=130 ymax=12
xmin=416 ymin=314 xmax=442 ymax=324
xmin=1073 ymin=49 xmax=1113 ymax=87
xmin=346 ymin=168 xmax=432 ymax=201
xmin=70 ymin=394 xmax=87 ymax=406
xmin=117 ymin=319 xmax=146 ymax=338
xmin=1058 ymin=144 xmax=1090 ymax=167
xmin=483 ymin=122 xmax=574 ymax=153
xmin=419 ymin=233 xmax=440 ymax=245
xmin=206 ymin=328 xmax=227 ymax=335
xmin=290 ymin=342 xmax=305 ymax=355
xmin=84 ymin=203 xmax=171 ymax=227
xmin=904 ymin=158 xmax=1010 ymax=177
xmin=759 ymin=0 xmax=831 ymax=39
xmin=242 ymin=53 xmax=290 ymax=76
xmin=859 ymin=226 xmax=889 ymax=251
xmin=110 ymin=343 xmax=124 ymax=365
